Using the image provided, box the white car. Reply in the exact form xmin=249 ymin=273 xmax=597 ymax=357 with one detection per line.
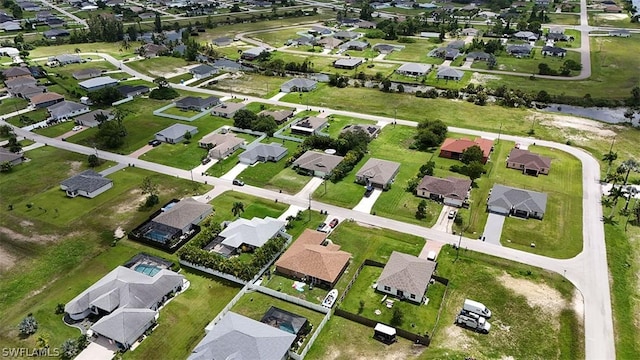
xmin=72 ymin=125 xmax=82 ymax=131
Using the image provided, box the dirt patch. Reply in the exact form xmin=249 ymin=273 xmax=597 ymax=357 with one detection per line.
xmin=0 ymin=226 xmax=58 ymax=244
xmin=595 ymin=13 xmax=628 ymax=21
xmin=324 ymin=344 xmax=424 ymax=360
xmin=66 ymin=161 xmax=83 ymax=176
xmin=439 ymin=324 xmax=478 ymax=351
xmin=115 ymin=189 xmax=146 ymax=214
xmin=528 ymin=112 xmax=617 ymax=141
xmin=470 ymin=72 xmax=501 ymax=85
xmin=0 ymin=249 xmax=17 ymax=270
xmin=498 ymin=272 xmax=565 ymax=316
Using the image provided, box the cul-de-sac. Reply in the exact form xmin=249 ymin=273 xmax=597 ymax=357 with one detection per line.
xmin=0 ymin=0 xmax=639 ymax=359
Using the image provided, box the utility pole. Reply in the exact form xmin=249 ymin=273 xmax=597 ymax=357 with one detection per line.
xmin=308 ymin=193 xmax=312 ymax=222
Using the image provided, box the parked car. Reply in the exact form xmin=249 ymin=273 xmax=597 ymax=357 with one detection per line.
xmin=148 ymin=139 xmax=161 ymax=147
xmin=329 ymin=218 xmax=339 ymax=228
xmin=316 ymin=222 xmax=327 ymax=232
xmin=448 ymin=210 xmax=456 ymax=219
xmin=72 ymin=125 xmax=82 ymax=131
xmin=201 ymin=157 xmax=211 ymax=165
xmin=232 ymin=179 xmax=245 ymax=186
xmin=364 ymin=185 xmax=374 ymax=198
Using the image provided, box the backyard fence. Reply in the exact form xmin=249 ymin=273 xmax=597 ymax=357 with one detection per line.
xmin=249 ymin=284 xmax=329 ymax=314
xmin=203 ymin=283 xmax=251 ymax=330
xmin=289 ymin=311 xmax=332 ymax=360
xmin=338 ymin=259 xmax=384 ymax=304
xmin=334 ymin=308 xmax=431 ymax=346
xmin=153 ymin=103 xmax=211 ymax=122
xmin=112 ymin=96 xmax=133 ymax=106
xmin=179 ymin=260 xmax=248 ymax=285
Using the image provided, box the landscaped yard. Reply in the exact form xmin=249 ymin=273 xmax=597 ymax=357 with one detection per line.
xmin=0 ymin=97 xmax=28 ymax=114
xmin=206 ymin=191 xmax=288 ymax=224
xmin=33 ymin=121 xmax=76 ymax=138
xmin=262 ymin=273 xmax=330 ymax=304
xmin=323 ymin=114 xmax=376 ymax=137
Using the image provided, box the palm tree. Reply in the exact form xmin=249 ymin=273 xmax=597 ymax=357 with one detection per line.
xmin=621 ymin=159 xmax=639 ymax=185
xmin=623 ymin=186 xmax=638 ymax=211
xmin=602 ymin=151 xmax=617 ymax=177
xmin=231 ymin=202 xmax=244 ymax=217
xmin=601 ymin=197 xmax=613 ymax=208
xmin=609 ymin=185 xmax=626 ymax=217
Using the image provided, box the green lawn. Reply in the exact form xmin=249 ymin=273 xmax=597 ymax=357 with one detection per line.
xmin=323 ymin=114 xmax=376 ymax=137
xmin=33 ymin=121 xmax=75 ymax=138
xmin=126 ymin=57 xmax=192 ymax=77
xmin=251 ymin=26 xmax=311 ymax=47
xmin=205 ymin=148 xmax=243 ymax=177
xmin=384 ymin=39 xmax=445 ymax=64
xmin=206 ymin=73 xmax=286 ymax=98
xmin=262 ymin=273 xmax=330 ymax=304
xmin=29 ymin=42 xmax=137 ymax=60
xmin=473 ymin=50 xmax=582 ymax=76
xmin=546 ymin=13 xmax=581 ymax=25
xmin=243 ymin=102 xmax=293 ymax=114
xmin=0 ymin=97 xmax=28 ymax=114
xmin=207 ymin=191 xmax=288 ymax=224
xmin=160 ymin=106 xmax=203 ymax=117
xmin=5 ymin=108 xmax=49 ymax=127
xmin=168 ymin=72 xmax=194 ymax=84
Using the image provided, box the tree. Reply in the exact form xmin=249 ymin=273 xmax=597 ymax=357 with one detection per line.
xmin=13 ymin=33 xmax=23 ymax=44
xmin=253 ymin=115 xmax=278 ymax=136
xmin=11 ymin=4 xmax=22 ymax=19
xmin=18 ymin=315 xmax=38 ymax=335
xmin=233 ymin=109 xmax=257 ymax=129
xmin=466 ymin=161 xmax=484 ymax=183
xmin=87 ymin=86 xmax=123 ymax=106
xmin=0 ymin=161 xmax=13 ymax=173
xmin=623 ymin=108 xmax=635 ymax=124
xmin=7 ymin=136 xmax=21 ymax=153
xmin=153 ymin=77 xmax=169 ymax=89
xmin=620 ymin=159 xmax=639 ymax=185
xmin=418 ymin=161 xmax=435 ymax=177
xmin=96 ymin=114 xmax=127 ymax=149
xmin=0 ymin=124 xmax=12 ymax=137
xmin=538 ymin=63 xmax=554 ymax=75
xmin=461 ymin=145 xmax=484 ymax=164
xmin=60 ymin=339 xmax=78 ymax=360
xmin=154 ymin=12 xmax=162 ymax=33
xmin=413 ymin=119 xmax=448 ymax=150
xmin=360 ymin=3 xmax=374 ymax=20
xmin=416 ymin=200 xmax=427 ymax=220
xmin=88 ymin=154 xmax=99 ymax=167
xmin=602 ymin=151 xmax=618 ymax=176
xmin=183 ymin=130 xmax=192 ymax=143
xmin=390 ymin=308 xmax=404 ymax=326
xmin=231 ymin=202 xmax=245 ymax=217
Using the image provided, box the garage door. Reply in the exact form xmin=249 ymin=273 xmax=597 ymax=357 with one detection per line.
xmin=488 ymin=205 xmax=509 ymax=215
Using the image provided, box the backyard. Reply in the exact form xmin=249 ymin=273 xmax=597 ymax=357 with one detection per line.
xmin=206 ymin=191 xmax=288 ymax=224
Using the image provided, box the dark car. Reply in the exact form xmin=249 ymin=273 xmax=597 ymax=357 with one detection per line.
xmin=148 ymin=139 xmax=161 ymax=147
xmin=364 ymin=186 xmax=374 ymax=198
xmin=316 ymin=223 xmax=327 ymax=232
xmin=201 ymin=157 xmax=211 ymax=165
xmin=232 ymin=179 xmax=245 ymax=186
xmin=329 ymin=218 xmax=339 ymax=228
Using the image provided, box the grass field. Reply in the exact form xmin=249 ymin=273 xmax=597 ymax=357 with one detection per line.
xmin=33 ymin=121 xmax=76 ymax=138
xmin=323 ymin=114 xmax=376 ymax=137
xmin=546 ymin=13 xmax=581 ymax=25
xmin=384 ymin=38 xmax=445 ymax=64
xmin=251 ymin=26 xmax=311 ymax=47
xmin=29 ymin=42 xmax=137 ymax=60
xmin=473 ymin=50 xmax=582 ymax=76
xmin=0 ymin=97 xmax=28 ymax=114
xmin=206 ymin=191 xmax=288 ymax=224
xmin=206 ymin=73 xmax=286 ymax=98
xmin=126 ymin=57 xmax=192 ymax=77
xmin=262 ymin=273 xmax=330 ymax=304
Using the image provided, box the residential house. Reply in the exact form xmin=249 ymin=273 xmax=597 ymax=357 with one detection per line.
xmin=466 ymin=51 xmax=493 ymax=62
xmin=317 ymin=37 xmax=343 ymax=49
xmin=47 ymin=101 xmax=90 ymax=121
xmin=609 ymin=29 xmax=630 ymax=37
xmin=140 ymin=43 xmax=168 ymax=58
xmin=18 ymin=1 xmax=41 ymax=11
xmin=396 ymin=63 xmax=431 ymax=77
xmin=0 ymin=21 xmax=21 ymax=31
xmin=340 ymin=124 xmax=381 ymax=138
xmin=74 ymin=109 xmax=114 ymax=127
xmin=45 ymin=17 xmax=65 ymax=28
xmin=432 ymin=47 xmax=460 ymax=60
xmin=2 ymin=66 xmax=31 ymax=80
xmin=65 ymin=265 xmax=184 ymax=349
xmin=461 ymin=28 xmax=479 ymax=36
xmin=287 ymin=36 xmax=315 ymax=46
xmin=541 ymin=46 xmax=567 ymax=57
xmin=373 ymin=43 xmax=403 ymax=54
xmin=258 ymin=109 xmax=294 ymax=124
xmin=546 ymin=32 xmax=571 ymax=42
xmin=175 ymin=96 xmax=220 ymax=111
xmin=9 ymin=84 xmax=46 ymax=99
xmin=212 ymin=36 xmax=232 ymax=46
xmin=156 ymin=124 xmax=198 ymax=144
xmin=355 ymin=158 xmax=401 ymax=190
xmin=309 ymin=26 xmax=332 ymax=36
xmin=0 ymin=148 xmax=24 ymax=166
xmin=436 ymin=67 xmax=464 ymax=81
xmin=333 ymin=31 xmax=360 ymax=40
xmin=416 ymin=175 xmax=472 ymax=207
xmin=117 ymin=85 xmax=150 ymax=98
xmin=5 ymin=76 xmax=37 ymax=88
xmin=513 ymin=31 xmax=539 ymax=41
xmin=487 ymin=184 xmax=548 ymax=219
xmin=358 ymin=20 xmax=377 ymax=29
xmin=238 ymin=142 xmax=288 ymax=165
xmin=376 ymin=251 xmax=437 ymax=303
xmin=60 ymin=170 xmax=113 ymax=198
xmin=49 ymin=54 xmax=82 ymax=65
xmin=188 ymin=312 xmax=296 ymax=360
xmin=506 ymin=148 xmax=552 ymax=176
xmin=340 ymin=40 xmax=368 ymax=51
xmin=144 ymin=198 xmax=213 ymax=245
xmin=333 ymin=58 xmax=364 ymax=69
xmin=548 ymin=26 xmax=564 ymax=34
xmin=292 ymin=151 xmax=344 ymax=178
xmin=199 ymin=133 xmax=244 ymax=159
xmin=439 ymin=137 xmax=493 ymax=164
xmin=535 ymin=0 xmax=551 ymax=6
xmin=189 ymin=64 xmax=217 ymax=79
xmin=280 ymin=78 xmax=317 ymax=93
xmin=210 ymin=102 xmax=246 ymax=118
xmin=506 ymin=44 xmax=533 ymax=57
xmin=43 ymin=29 xmax=70 ymax=39
xmin=30 ymin=92 xmax=64 ymax=108
xmin=290 ymin=116 xmax=328 ymax=135
xmin=209 ymin=217 xmax=286 ymax=256
xmin=241 ymin=46 xmax=267 ymax=60
xmin=604 ymin=4 xmax=622 ymax=12
xmin=72 ymin=68 xmax=103 ymax=80
xmin=275 ymin=229 xmax=351 ymax=288
xmin=212 ymin=58 xmax=252 ymax=72
xmin=79 ymin=76 xmax=119 ymax=92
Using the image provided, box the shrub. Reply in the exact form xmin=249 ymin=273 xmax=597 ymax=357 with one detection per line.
xmin=18 ymin=315 xmax=38 ymax=336
xmin=149 ymin=87 xmax=179 ymax=100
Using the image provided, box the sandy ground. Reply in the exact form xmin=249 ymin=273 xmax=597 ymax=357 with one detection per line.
xmin=595 ymin=13 xmax=628 ymax=21
xmin=0 ymin=226 xmax=59 ymax=271
xmin=324 ymin=343 xmax=425 ymax=360
xmin=470 ymin=72 xmax=501 ymax=85
xmin=498 ymin=272 xmax=565 ymax=317
xmin=529 ymin=112 xmax=617 ymax=141
xmin=67 ymin=160 xmax=83 ymax=175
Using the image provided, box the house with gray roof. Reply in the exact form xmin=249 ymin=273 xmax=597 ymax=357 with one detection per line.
xmin=506 ymin=44 xmax=533 ymax=57
xmin=466 ymin=51 xmax=493 ymax=62
xmin=65 ymin=265 xmax=184 ymax=349
xmin=259 ymin=109 xmax=294 ymax=124
xmin=239 ymin=142 xmax=288 ymax=165
xmin=487 ymin=184 xmax=548 ymax=219
xmin=49 ymin=54 xmax=81 ymax=65
xmin=609 ymin=29 xmax=630 ymax=37
xmin=0 ymin=148 xmax=24 ymax=166
xmin=333 ymin=31 xmax=360 ymax=40
xmin=47 ymin=100 xmax=90 ymax=121
xmin=44 ymin=29 xmax=70 ymax=39
xmin=280 ymin=78 xmax=317 ymax=93
xmin=188 ymin=311 xmax=296 ymax=360
xmin=417 ymin=175 xmax=472 ymax=207
xmin=355 ymin=158 xmax=400 ymax=190
xmin=241 ymin=46 xmax=268 ymax=60
xmin=376 ymin=251 xmax=436 ymax=303
xmin=72 ymin=68 xmax=103 ymax=80
xmin=396 ymin=62 xmax=431 ymax=77
xmin=155 ymin=124 xmax=198 ymax=144
xmin=436 ymin=67 xmax=464 ymax=81
xmin=309 ymin=25 xmax=332 ymax=36
xmin=211 ymin=217 xmax=286 ymax=255
xmin=290 ymin=116 xmax=328 ymax=135
xmin=541 ymin=46 xmax=567 ymax=57
xmin=340 ymin=40 xmax=368 ymax=51
xmin=212 ymin=36 xmax=232 ymax=46
xmin=340 ymin=124 xmax=381 ymax=138
xmin=293 ymin=151 xmax=344 ymax=178
xmin=513 ymin=31 xmax=539 ymax=41
xmin=5 ymin=76 xmax=37 ymax=89
xmin=60 ymin=170 xmax=113 ymax=198
xmin=0 ymin=21 xmax=21 ymax=31
xmin=210 ymin=102 xmax=246 ymax=118
xmin=79 ymin=76 xmax=119 ymax=92
xmin=117 ymin=85 xmax=150 ymax=98
xmin=212 ymin=58 xmax=252 ymax=72
xmin=150 ymin=198 xmax=213 ymax=236
xmin=189 ymin=64 xmax=217 ymax=79
xmin=373 ymin=43 xmax=404 ymax=54
xmin=287 ymin=36 xmax=315 ymax=46
xmin=74 ymin=109 xmax=114 ymax=127
xmin=175 ymin=96 xmax=220 ymax=111
xmin=333 ymin=58 xmax=364 ymax=69
xmin=8 ymin=84 xmax=46 ymax=99
xmin=317 ymin=37 xmax=343 ymax=49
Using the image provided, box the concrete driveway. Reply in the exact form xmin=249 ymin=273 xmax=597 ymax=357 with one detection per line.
xmin=75 ymin=337 xmax=118 ymax=360
xmin=221 ymin=163 xmax=249 ymax=181
xmin=352 ymin=189 xmax=382 ymax=213
xmin=483 ymin=213 xmax=506 ymax=246
xmin=129 ymin=144 xmax=155 ymax=158
xmin=431 ymin=205 xmax=456 ymax=233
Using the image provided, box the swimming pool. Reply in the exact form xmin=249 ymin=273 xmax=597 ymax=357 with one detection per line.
xmin=134 ymin=264 xmax=161 ymax=276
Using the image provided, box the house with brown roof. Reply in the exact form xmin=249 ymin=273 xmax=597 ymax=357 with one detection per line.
xmin=258 ymin=109 xmax=294 ymax=124
xmin=416 ymin=175 xmax=472 ymax=208
xmin=376 ymin=251 xmax=436 ymax=304
xmin=290 ymin=116 xmax=328 ymax=136
xmin=293 ymin=151 xmax=344 ymax=178
xmin=506 ymin=148 xmax=552 ymax=176
xmin=210 ymin=102 xmax=246 ymax=118
xmin=30 ymin=92 xmax=64 ymax=108
xmin=439 ymin=137 xmax=494 ymax=164
xmin=72 ymin=68 xmax=103 ymax=80
xmin=199 ymin=133 xmax=245 ymax=159
xmin=2 ymin=66 xmax=32 ymax=80
xmin=355 ymin=158 xmax=400 ymax=190
xmin=275 ymin=229 xmax=351 ymax=289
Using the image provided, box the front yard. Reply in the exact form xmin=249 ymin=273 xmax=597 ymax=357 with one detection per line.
xmin=206 ymin=191 xmax=288 ymax=224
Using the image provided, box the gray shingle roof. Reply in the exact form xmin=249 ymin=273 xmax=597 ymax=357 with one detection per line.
xmin=488 ymin=184 xmax=548 ymax=214
xmin=90 ymin=308 xmax=156 ymax=347
xmin=239 ymin=142 xmax=288 ymax=163
xmin=436 ymin=67 xmax=464 ymax=79
xmin=334 ymin=58 xmax=363 ymax=67
xmin=60 ymin=170 xmax=112 ymax=193
xmin=0 ymin=148 xmax=22 ymax=163
xmin=175 ymin=96 xmax=220 ymax=109
xmin=47 ymin=100 xmax=88 ymax=119
xmin=356 ymin=158 xmax=400 ymax=186
xmin=293 ymin=151 xmax=344 ymax=174
xmin=418 ymin=175 xmax=471 ymax=200
xmin=189 ymin=312 xmax=296 ymax=360
xmin=78 ymin=76 xmax=118 ymax=89
xmin=74 ymin=109 xmax=114 ymax=127
xmin=156 ymin=124 xmax=198 ymax=140
xmin=219 ymin=217 xmax=285 ymax=249
xmin=152 ymin=198 xmax=212 ymax=230
xmin=281 ymin=78 xmax=317 ymax=90
xmin=190 ymin=64 xmax=216 ymax=75
xmin=396 ymin=62 xmax=431 ymax=74
xmin=377 ymin=251 xmax=435 ymax=298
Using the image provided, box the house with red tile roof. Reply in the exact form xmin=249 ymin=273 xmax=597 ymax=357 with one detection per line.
xmin=439 ymin=137 xmax=494 ymax=164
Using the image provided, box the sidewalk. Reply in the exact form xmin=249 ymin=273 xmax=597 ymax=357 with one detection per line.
xmin=352 ymin=189 xmax=382 ymax=214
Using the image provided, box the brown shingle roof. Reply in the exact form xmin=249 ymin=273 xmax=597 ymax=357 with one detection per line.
xmin=30 ymin=92 xmax=64 ymax=105
xmin=275 ymin=229 xmax=351 ymax=284
xmin=417 ymin=175 xmax=471 ymax=200
xmin=377 ymin=251 xmax=435 ymax=298
xmin=507 ymin=148 xmax=551 ymax=171
xmin=292 ymin=151 xmax=344 ymax=174
xmin=440 ymin=137 xmax=493 ymax=158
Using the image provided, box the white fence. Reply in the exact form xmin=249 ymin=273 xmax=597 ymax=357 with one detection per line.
xmin=112 ymin=96 xmax=133 ymax=106
xmin=179 ymin=260 xmax=248 ymax=285
xmin=248 ymin=284 xmax=329 ymax=314
xmin=289 ymin=311 xmax=332 ymax=360
xmin=153 ymin=103 xmax=211 ymax=122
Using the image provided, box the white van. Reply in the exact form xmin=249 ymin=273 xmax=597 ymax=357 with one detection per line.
xmin=427 ymin=251 xmax=436 ymax=261
xmin=463 ymin=299 xmax=492 ymax=318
